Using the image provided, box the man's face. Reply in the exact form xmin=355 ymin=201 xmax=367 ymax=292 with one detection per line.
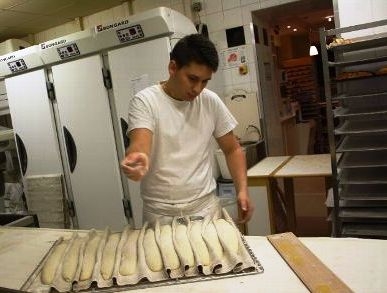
xmin=168 ymin=60 xmax=213 ymax=101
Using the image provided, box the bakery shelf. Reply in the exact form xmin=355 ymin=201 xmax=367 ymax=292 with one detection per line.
xmin=337 ymin=135 xmax=387 ymax=152
xmin=334 ymin=73 xmax=387 ymax=83
xmin=329 ymin=35 xmax=387 ymax=52
xmin=334 ymin=106 xmax=387 ymax=117
xmin=338 ymin=151 xmax=387 ymax=168
xmin=333 ymin=91 xmax=387 ymax=101
xmin=328 ymin=55 xmax=387 ymax=67
xmin=338 ymin=167 xmax=387 ymax=184
xmin=335 ymin=120 xmax=387 ymax=135
xmin=339 ymin=184 xmax=387 ymax=201
xmin=339 ymin=208 xmax=387 ymax=219
xmin=341 ymin=223 xmax=387 ymax=237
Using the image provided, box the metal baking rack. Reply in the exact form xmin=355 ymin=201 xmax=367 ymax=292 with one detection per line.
xmin=320 ymin=18 xmax=387 ymax=238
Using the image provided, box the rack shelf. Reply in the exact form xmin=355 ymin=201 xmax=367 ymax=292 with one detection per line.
xmin=337 ymin=135 xmax=387 ymax=152
xmin=320 ymin=19 xmax=387 ymax=238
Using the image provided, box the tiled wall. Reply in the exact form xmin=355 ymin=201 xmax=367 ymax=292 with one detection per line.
xmin=32 ymin=0 xmax=300 ymax=154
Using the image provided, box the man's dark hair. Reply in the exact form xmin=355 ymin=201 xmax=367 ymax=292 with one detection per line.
xmin=170 ymin=34 xmax=219 ymax=71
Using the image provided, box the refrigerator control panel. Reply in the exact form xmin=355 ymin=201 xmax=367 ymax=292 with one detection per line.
xmin=116 ymin=24 xmax=144 ymax=43
xmin=7 ymin=59 xmax=27 ymax=73
xmin=57 ymin=43 xmax=80 ymax=59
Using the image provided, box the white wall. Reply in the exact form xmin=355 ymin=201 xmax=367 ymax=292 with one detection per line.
xmin=335 ymin=0 xmax=387 ymax=38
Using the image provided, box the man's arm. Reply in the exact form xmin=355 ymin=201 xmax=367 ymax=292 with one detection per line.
xmin=216 ymin=131 xmax=254 ymax=223
xmin=121 ymin=128 xmax=152 ymax=181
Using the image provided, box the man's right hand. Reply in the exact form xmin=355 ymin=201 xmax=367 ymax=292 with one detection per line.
xmin=120 ymin=152 xmax=149 ymax=181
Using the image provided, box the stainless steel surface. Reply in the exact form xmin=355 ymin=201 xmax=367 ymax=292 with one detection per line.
xmin=334 ymin=106 xmax=387 ymax=118
xmin=337 ymin=135 xmax=387 ymax=152
xmin=339 ymin=167 xmax=387 ymax=184
xmin=335 ymin=120 xmax=387 ymax=135
xmin=339 ymin=184 xmax=387 ymax=201
xmin=338 ymin=151 xmax=387 ymax=168
xmin=342 ymin=223 xmax=387 ymax=237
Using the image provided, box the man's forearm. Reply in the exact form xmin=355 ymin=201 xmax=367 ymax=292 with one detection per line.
xmin=225 ymin=146 xmax=248 ymax=195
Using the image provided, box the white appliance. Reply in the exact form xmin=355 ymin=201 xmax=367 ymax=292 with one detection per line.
xmin=0 ymin=7 xmax=196 ymax=229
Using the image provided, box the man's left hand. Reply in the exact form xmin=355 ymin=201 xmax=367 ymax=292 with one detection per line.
xmin=237 ymin=191 xmax=254 ymax=224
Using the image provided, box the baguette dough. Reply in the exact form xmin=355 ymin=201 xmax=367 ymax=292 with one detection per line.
xmin=79 ymin=233 xmax=101 ymax=281
xmin=159 ymin=225 xmax=180 ymax=270
xmin=189 ymin=221 xmax=210 ymax=266
xmin=214 ymin=219 xmax=239 ymax=255
xmin=203 ymin=222 xmax=223 ymax=260
xmin=62 ymin=237 xmax=83 ymax=282
xmin=100 ymin=233 xmax=120 ymax=280
xmin=174 ymin=224 xmax=195 ymax=267
xmin=119 ymin=229 xmax=140 ymax=275
xmin=41 ymin=241 xmax=68 ymax=285
xmin=144 ymin=228 xmax=163 ymax=272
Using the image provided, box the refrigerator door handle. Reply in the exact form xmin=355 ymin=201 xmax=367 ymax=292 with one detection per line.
xmin=15 ymin=133 xmax=28 ymax=176
xmin=63 ymin=126 xmax=77 ymax=173
xmin=120 ymin=118 xmax=130 ymax=149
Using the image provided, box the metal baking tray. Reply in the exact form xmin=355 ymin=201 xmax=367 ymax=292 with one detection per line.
xmin=338 ymin=150 xmax=387 ymax=168
xmin=339 ymin=184 xmax=387 ymax=201
xmin=337 ymin=135 xmax=387 ymax=152
xmin=333 ymin=91 xmax=387 ymax=101
xmin=342 ymin=223 xmax=387 ymax=237
xmin=338 ymin=167 xmax=387 ymax=184
xmin=339 ymin=207 xmax=387 ymax=219
xmin=21 ymin=235 xmax=263 ymax=293
xmin=334 ymin=106 xmax=387 ymax=118
xmin=335 ymin=120 xmax=387 ymax=135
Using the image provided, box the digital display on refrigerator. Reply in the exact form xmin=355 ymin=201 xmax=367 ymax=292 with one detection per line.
xmin=7 ymin=59 xmax=27 ymax=73
xmin=57 ymin=43 xmax=80 ymax=59
xmin=116 ymin=24 xmax=144 ymax=43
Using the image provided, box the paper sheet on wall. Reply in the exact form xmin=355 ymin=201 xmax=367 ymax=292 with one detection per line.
xmin=131 ymin=74 xmax=149 ymax=96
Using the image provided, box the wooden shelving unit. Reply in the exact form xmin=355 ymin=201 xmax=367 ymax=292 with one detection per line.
xmin=282 ymin=57 xmax=327 ymax=153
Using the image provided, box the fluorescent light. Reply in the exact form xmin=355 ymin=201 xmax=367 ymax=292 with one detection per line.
xmin=309 ymin=45 xmax=318 ymax=56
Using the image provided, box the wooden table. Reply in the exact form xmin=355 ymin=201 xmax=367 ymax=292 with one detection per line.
xmin=248 ymin=154 xmax=334 ymax=235
xmin=247 ymin=156 xmax=291 ymax=234
xmin=273 ymin=154 xmax=334 ymax=234
xmin=1 ymin=227 xmax=386 ymax=292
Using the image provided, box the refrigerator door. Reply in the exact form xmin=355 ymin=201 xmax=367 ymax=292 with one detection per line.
xmin=51 ymin=54 xmax=127 ymax=230
xmin=5 ymin=69 xmax=63 ymax=177
xmin=108 ymin=37 xmax=171 ymax=228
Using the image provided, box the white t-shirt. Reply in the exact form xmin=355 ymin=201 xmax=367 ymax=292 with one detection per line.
xmin=127 ymin=84 xmax=237 ymax=204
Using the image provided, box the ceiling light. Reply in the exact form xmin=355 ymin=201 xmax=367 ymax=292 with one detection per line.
xmin=287 ymin=25 xmax=291 ymax=29
xmin=293 ymin=28 xmax=297 ymax=32
xmin=309 ymin=45 xmax=318 ymax=56
xmin=328 ymin=17 xmax=332 ymax=22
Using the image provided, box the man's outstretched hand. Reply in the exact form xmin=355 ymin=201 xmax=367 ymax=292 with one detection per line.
xmin=120 ymin=152 xmax=149 ymax=181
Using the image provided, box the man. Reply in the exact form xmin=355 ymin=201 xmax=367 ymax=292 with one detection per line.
xmin=121 ymin=34 xmax=253 ymax=225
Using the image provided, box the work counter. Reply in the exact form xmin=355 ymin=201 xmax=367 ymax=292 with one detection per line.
xmin=0 ymin=227 xmax=386 ymax=292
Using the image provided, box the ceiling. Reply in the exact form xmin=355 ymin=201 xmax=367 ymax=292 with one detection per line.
xmin=253 ymin=0 xmax=334 ymax=36
xmin=0 ymin=0 xmax=126 ymax=42
xmin=0 ymin=0 xmax=335 ymax=44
